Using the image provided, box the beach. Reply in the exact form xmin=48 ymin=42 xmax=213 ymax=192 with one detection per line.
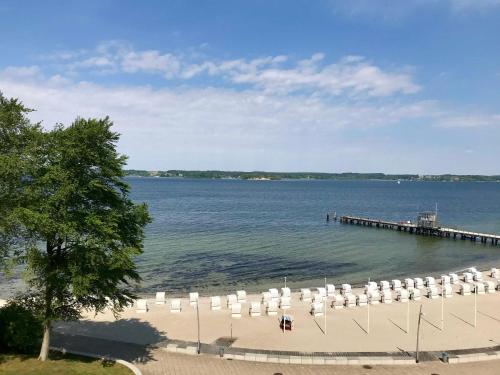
xmin=55 ymin=269 xmax=500 ymax=354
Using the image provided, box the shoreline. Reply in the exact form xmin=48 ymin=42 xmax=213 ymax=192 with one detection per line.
xmin=0 ymin=262 xmax=496 ymax=300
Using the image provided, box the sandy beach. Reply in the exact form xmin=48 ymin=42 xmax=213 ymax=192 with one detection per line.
xmin=55 ymin=269 xmax=500 ymax=354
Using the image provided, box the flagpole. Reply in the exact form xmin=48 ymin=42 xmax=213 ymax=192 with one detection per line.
xmin=324 ymin=277 xmax=327 ymax=335
xmin=367 ymin=277 xmax=370 ymax=334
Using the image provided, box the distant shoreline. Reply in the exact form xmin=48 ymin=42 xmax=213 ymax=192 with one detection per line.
xmin=124 ymin=170 xmax=500 ymax=182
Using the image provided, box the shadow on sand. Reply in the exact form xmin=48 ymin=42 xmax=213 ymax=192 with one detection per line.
xmin=53 ymin=318 xmax=167 ymax=364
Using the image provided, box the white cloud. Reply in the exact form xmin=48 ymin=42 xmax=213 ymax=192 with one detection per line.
xmin=121 ymin=50 xmax=181 ymax=78
xmin=44 ymin=42 xmax=419 ymax=98
xmin=436 ymin=114 xmax=500 ymax=128
xmin=1 ymin=65 xmax=41 ymax=78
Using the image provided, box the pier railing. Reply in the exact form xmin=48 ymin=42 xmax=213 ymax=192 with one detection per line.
xmin=337 ymin=215 xmax=500 ymax=246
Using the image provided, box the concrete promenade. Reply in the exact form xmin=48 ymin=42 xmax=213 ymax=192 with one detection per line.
xmin=52 ymin=333 xmax=500 ymax=375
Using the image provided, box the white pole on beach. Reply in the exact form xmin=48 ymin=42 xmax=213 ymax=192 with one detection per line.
xmin=407 ymin=296 xmax=410 ymax=334
xmin=196 ymin=299 xmax=201 ymax=354
xmin=324 ymin=277 xmax=327 ymax=335
xmin=474 ymin=283 xmax=477 ymax=328
xmin=441 ymin=285 xmax=444 ymax=331
xmin=367 ymin=277 xmax=370 ymax=334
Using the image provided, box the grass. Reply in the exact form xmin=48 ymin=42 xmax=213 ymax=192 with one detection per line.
xmin=0 ymin=351 xmax=132 ymax=375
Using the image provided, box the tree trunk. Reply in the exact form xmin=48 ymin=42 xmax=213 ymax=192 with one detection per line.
xmin=38 ymin=321 xmax=51 ymax=361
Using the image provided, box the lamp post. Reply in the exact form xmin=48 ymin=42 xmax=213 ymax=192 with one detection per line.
xmin=474 ymin=283 xmax=477 ymax=328
xmin=196 ymin=298 xmax=200 ymax=354
xmin=367 ymin=277 xmax=370 ymax=334
xmin=441 ymin=285 xmax=444 ymax=331
xmin=324 ymin=277 xmax=327 ymax=335
xmin=407 ymin=295 xmax=410 ymax=334
xmin=415 ymin=305 xmax=423 ymax=363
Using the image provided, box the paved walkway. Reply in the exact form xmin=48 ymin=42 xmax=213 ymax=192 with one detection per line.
xmin=137 ymin=349 xmax=500 ymax=375
xmin=52 ymin=333 xmax=500 ymax=375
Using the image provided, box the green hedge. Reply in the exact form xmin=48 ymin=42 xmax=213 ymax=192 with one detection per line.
xmin=0 ymin=302 xmax=43 ymax=354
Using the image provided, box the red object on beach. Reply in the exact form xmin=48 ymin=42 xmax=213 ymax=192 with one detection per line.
xmin=280 ymin=315 xmax=294 ymax=331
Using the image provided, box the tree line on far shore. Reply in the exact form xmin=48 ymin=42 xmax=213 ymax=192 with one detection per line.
xmin=124 ymin=169 xmax=500 ymax=182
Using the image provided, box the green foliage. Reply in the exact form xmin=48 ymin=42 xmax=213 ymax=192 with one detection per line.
xmin=0 ymin=302 xmax=43 ymax=354
xmin=0 ymin=93 xmax=152 ymax=358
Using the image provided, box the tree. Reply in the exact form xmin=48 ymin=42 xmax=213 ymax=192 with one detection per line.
xmin=0 ymin=93 xmax=151 ymax=360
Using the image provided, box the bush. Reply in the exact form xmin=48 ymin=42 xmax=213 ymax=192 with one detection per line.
xmin=0 ymin=302 xmax=43 ymax=354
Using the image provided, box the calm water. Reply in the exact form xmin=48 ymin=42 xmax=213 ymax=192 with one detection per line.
xmin=129 ymin=178 xmax=500 ymax=295
xmin=2 ymin=178 xmax=500 ymax=297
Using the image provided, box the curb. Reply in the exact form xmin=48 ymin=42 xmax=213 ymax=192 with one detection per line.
xmin=158 ymin=343 xmax=416 ymax=366
xmin=50 ymin=346 xmax=142 ymax=375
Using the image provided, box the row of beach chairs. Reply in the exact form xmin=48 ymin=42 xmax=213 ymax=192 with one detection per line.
xmin=135 ymin=267 xmax=499 ymax=314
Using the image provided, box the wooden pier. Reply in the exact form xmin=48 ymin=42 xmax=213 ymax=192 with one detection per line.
xmin=339 ymin=215 xmax=500 ymax=246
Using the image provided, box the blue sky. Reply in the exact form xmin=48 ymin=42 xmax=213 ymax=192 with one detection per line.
xmin=1 ymin=0 xmax=499 ymax=174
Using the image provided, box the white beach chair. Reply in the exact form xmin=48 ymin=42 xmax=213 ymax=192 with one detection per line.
xmin=231 ymin=303 xmax=242 ymax=318
xmin=341 ymin=284 xmax=352 ymax=296
xmin=280 ymin=296 xmax=291 ymax=310
xmin=490 ymin=268 xmax=499 ymax=279
xmin=210 ymin=296 xmax=221 ymax=311
xmin=392 ymin=279 xmax=402 ymax=291
xmin=449 ymin=273 xmax=459 ymax=284
xmin=474 ymin=282 xmax=485 ymax=295
xmin=379 ymin=280 xmax=390 ymax=291
xmin=136 ymin=299 xmax=148 ymax=313
xmin=281 ymin=287 xmax=291 ymax=297
xmin=365 ymin=281 xmax=378 ymax=291
xmin=425 ymin=277 xmax=436 ymax=287
xmin=443 ymin=285 xmax=453 ymax=298
xmin=170 ymin=298 xmax=181 ymax=313
xmin=227 ymin=294 xmax=237 ymax=308
xmin=300 ymin=288 xmax=312 ymax=302
xmin=441 ymin=275 xmax=451 ymax=286
xmin=397 ymin=289 xmax=409 ymax=302
xmin=404 ymin=278 xmax=415 ymax=290
xmin=249 ymin=302 xmax=261 ymax=317
xmin=463 ymin=272 xmax=473 ymax=283
xmin=473 ymin=271 xmax=483 ymax=282
xmin=356 ymin=293 xmax=368 ymax=307
xmin=326 ymin=284 xmax=336 ymax=297
xmin=409 ymin=288 xmax=421 ymax=301
xmin=317 ymin=287 xmax=327 ymax=299
xmin=314 ymin=291 xmax=327 ymax=302
xmin=155 ymin=292 xmax=166 ymax=305
xmin=367 ymin=290 xmax=380 ymax=305
xmin=310 ymin=302 xmax=324 ymax=317
xmin=312 ymin=293 xmax=322 ymax=303
xmin=261 ymin=291 xmax=272 ymax=304
xmin=269 ymin=288 xmax=280 ymax=302
xmin=189 ymin=292 xmax=199 ymax=307
xmin=266 ymin=301 xmax=278 ymax=316
xmin=484 ymin=281 xmax=495 ymax=294
xmin=237 ymin=290 xmax=247 ymax=303
xmin=331 ymin=294 xmax=344 ymax=309
xmin=345 ymin=294 xmax=356 ymax=308
xmin=381 ymin=290 xmax=392 ymax=304
xmin=427 ymin=286 xmax=439 ymax=299
xmin=414 ymin=278 xmax=424 ymax=289
xmin=460 ymin=283 xmax=471 ymax=296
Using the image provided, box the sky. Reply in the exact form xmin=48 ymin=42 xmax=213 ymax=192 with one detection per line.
xmin=1 ymin=0 xmax=499 ymax=174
